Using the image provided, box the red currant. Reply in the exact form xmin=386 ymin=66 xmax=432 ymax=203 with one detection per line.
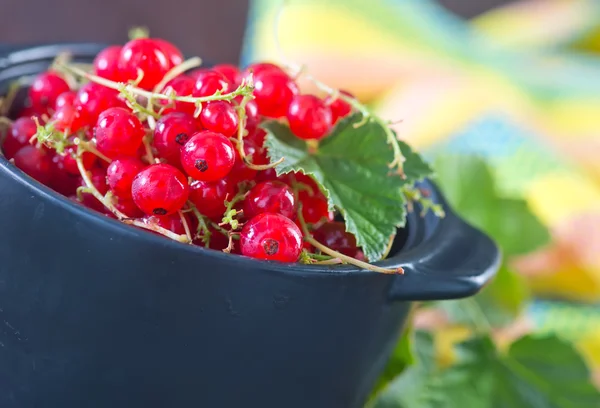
xmin=142 ymin=214 xmax=186 ymax=235
xmin=75 ymin=82 xmax=124 ymax=127
xmin=93 ymin=45 xmax=123 ymax=82
xmin=252 ymin=70 xmax=298 ymax=118
xmin=313 ymin=221 xmax=358 ymax=257
xmin=106 ymin=157 xmax=146 ymax=199
xmin=53 ymin=145 xmax=97 ymax=176
xmin=325 ymin=90 xmax=355 ymax=123
xmin=242 ymin=98 xmax=260 ymax=134
xmin=228 ymin=139 xmax=262 ymax=185
xmin=131 ymin=163 xmax=189 ymax=216
xmin=240 ymin=213 xmax=303 ymax=262
xmin=118 ymin=38 xmax=171 ymax=90
xmin=247 ymin=128 xmax=266 ymax=148
xmin=243 ymin=62 xmax=288 ymax=78
xmin=153 ymin=38 xmax=184 ymax=67
xmin=256 ymin=167 xmax=278 ymax=183
xmin=28 ymin=71 xmax=70 ymax=112
xmin=78 ymin=166 xmax=109 ymax=212
xmin=213 ymin=64 xmax=242 ymax=86
xmin=299 ymin=193 xmax=333 ymax=224
xmin=160 ymin=75 xmax=196 ymax=116
xmin=1 ymin=117 xmax=37 ymax=159
xmin=153 ymin=112 xmax=198 ymax=167
xmin=13 ymin=145 xmax=53 ymax=185
xmin=188 ymin=178 xmax=235 ymax=219
xmin=200 ymin=101 xmax=238 ymax=137
xmin=244 ymin=181 xmax=296 ymax=220
xmin=54 ymin=91 xmax=76 ymax=110
xmin=95 ymin=107 xmax=145 ymax=159
xmin=181 ymin=131 xmax=236 ymax=181
xmin=49 ymin=162 xmax=80 ymax=196
xmin=287 ymin=95 xmax=333 ymax=140
xmin=192 ymin=70 xmax=232 ymax=98
xmin=114 ymin=197 xmax=144 ymax=218
xmin=51 ymin=103 xmax=82 ymax=133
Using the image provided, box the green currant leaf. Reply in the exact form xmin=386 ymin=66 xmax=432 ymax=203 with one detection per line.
xmin=373 ymin=333 xmax=600 ymax=408
xmin=263 ymin=113 xmax=432 ymax=261
xmin=433 ymin=155 xmax=550 ymax=256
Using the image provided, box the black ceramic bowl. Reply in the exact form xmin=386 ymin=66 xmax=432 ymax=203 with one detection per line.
xmin=0 ymin=43 xmax=500 ymax=408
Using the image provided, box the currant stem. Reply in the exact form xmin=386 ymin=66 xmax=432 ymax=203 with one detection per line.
xmin=402 ymin=185 xmax=446 ymax=218
xmin=60 ymin=63 xmax=254 ymax=105
xmin=179 ymin=210 xmax=193 ymax=242
xmin=77 ymin=140 xmax=112 ymax=163
xmin=142 ymin=134 xmax=155 ymax=163
xmin=187 ymin=202 xmax=213 ymax=247
xmin=153 ymin=57 xmax=203 ymax=93
xmin=297 ymin=204 xmax=402 ymax=274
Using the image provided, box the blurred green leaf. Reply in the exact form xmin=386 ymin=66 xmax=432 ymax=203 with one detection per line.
xmin=433 ymin=155 xmax=550 ymax=256
xmin=373 ymin=333 xmax=600 ymax=408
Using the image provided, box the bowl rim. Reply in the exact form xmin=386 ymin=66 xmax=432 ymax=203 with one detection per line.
xmin=0 ymin=42 xmax=444 ymax=277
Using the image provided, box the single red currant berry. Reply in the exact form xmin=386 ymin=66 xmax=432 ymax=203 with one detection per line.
xmin=95 ymin=107 xmax=146 ymax=159
xmin=153 ymin=112 xmax=198 ymax=167
xmin=243 ymin=62 xmax=288 ymax=79
xmin=114 ymin=197 xmax=144 ymax=218
xmin=299 ymin=193 xmax=333 ymax=224
xmin=188 ymin=178 xmax=235 ymax=219
xmin=51 ymin=103 xmax=82 ymax=133
xmin=54 ymin=91 xmax=76 ymax=110
xmin=131 ymin=163 xmax=189 ymax=216
xmin=142 ymin=214 xmax=186 ymax=235
xmin=53 ymin=145 xmax=97 ymax=176
xmin=153 ymin=38 xmax=184 ymax=67
xmin=244 ymin=181 xmax=296 ymax=220
xmin=1 ymin=117 xmax=37 ymax=159
xmin=287 ymin=95 xmax=333 ymax=140
xmin=242 ymin=98 xmax=260 ymax=133
xmin=213 ymin=64 xmax=242 ymax=86
xmin=160 ymin=75 xmax=196 ymax=115
xmin=313 ymin=221 xmax=358 ymax=257
xmin=325 ymin=90 xmax=355 ymax=123
xmin=13 ymin=145 xmax=53 ymax=185
xmin=181 ymin=131 xmax=236 ymax=181
xmin=246 ymin=128 xmax=266 ymax=148
xmin=93 ymin=45 xmax=123 ymax=82
xmin=28 ymin=71 xmax=70 ymax=112
xmin=256 ymin=167 xmax=278 ymax=183
xmin=106 ymin=157 xmax=146 ymax=199
xmin=200 ymin=101 xmax=239 ymax=137
xmin=240 ymin=213 xmax=303 ymax=262
xmin=118 ymin=38 xmax=171 ymax=90
xmin=49 ymin=162 xmax=80 ymax=196
xmin=75 ymin=82 xmax=125 ymax=127
xmin=192 ymin=70 xmax=232 ymax=98
xmin=253 ymin=70 xmax=298 ymax=118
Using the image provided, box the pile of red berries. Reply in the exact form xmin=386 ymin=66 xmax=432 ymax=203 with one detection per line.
xmin=0 ymin=37 xmax=364 ymax=264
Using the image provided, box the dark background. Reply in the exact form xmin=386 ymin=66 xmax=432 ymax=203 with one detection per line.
xmin=0 ymin=0 xmax=514 ymax=63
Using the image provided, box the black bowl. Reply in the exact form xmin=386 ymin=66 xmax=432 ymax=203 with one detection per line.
xmin=0 ymin=43 xmax=500 ymax=408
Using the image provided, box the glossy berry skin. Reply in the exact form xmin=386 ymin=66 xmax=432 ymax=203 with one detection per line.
xmin=54 ymin=91 xmax=76 ymax=110
xmin=299 ymin=193 xmax=333 ymax=224
xmin=313 ymin=221 xmax=358 ymax=257
xmin=228 ymin=139 xmax=262 ymax=184
xmin=243 ymin=62 xmax=287 ymax=79
xmin=213 ymin=64 xmax=242 ymax=86
xmin=200 ymin=101 xmax=238 ymax=137
xmin=28 ymin=72 xmax=70 ymax=113
xmin=287 ymin=95 xmax=333 ymax=140
xmin=51 ymin=103 xmax=82 ymax=133
xmin=181 ymin=131 xmax=236 ymax=182
xmin=53 ymin=145 xmax=97 ymax=176
xmin=244 ymin=181 xmax=296 ymax=220
xmin=153 ymin=112 xmax=198 ymax=167
xmin=114 ymin=198 xmax=144 ymax=218
xmin=75 ymin=82 xmax=124 ymax=127
xmin=142 ymin=214 xmax=186 ymax=235
xmin=325 ymin=90 xmax=354 ymax=123
xmin=106 ymin=157 xmax=146 ymax=199
xmin=95 ymin=107 xmax=146 ymax=159
xmin=240 ymin=213 xmax=303 ymax=262
xmin=93 ymin=45 xmax=122 ymax=82
xmin=118 ymin=38 xmax=171 ymax=90
xmin=1 ymin=117 xmax=37 ymax=159
xmin=192 ymin=70 xmax=232 ymax=98
xmin=188 ymin=178 xmax=235 ymax=219
xmin=153 ymin=38 xmax=184 ymax=67
xmin=13 ymin=146 xmax=53 ymax=185
xmin=160 ymin=75 xmax=196 ymax=115
xmin=131 ymin=163 xmax=189 ymax=216
xmin=253 ymin=70 xmax=298 ymax=118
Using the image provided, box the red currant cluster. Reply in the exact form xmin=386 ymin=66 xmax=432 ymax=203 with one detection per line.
xmin=0 ymin=37 xmax=363 ymax=264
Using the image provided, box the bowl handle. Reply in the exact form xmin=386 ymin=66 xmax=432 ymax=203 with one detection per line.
xmin=387 ymin=203 xmax=501 ymax=302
